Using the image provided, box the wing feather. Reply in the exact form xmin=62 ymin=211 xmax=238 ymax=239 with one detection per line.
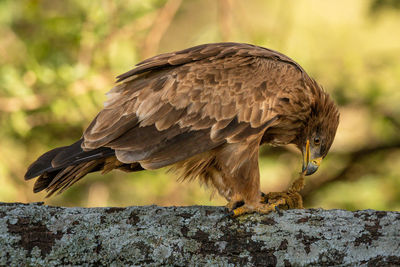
xmin=82 ymin=43 xmax=308 ymax=169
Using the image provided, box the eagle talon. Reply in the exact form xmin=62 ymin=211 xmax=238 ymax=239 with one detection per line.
xmin=226 ymin=199 xmax=245 ymax=211
xmin=232 ymin=200 xmax=245 ymax=210
xmin=260 ymin=191 xmax=269 ymax=204
xmin=230 ymin=199 xmax=287 ymax=217
xmin=222 ymin=210 xmax=235 ymax=218
xmin=275 ymin=205 xmax=284 ymax=216
xmin=262 ymin=191 xmax=303 ymax=210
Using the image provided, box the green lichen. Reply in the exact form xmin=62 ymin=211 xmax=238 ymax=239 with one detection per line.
xmin=0 ymin=203 xmax=399 ymax=266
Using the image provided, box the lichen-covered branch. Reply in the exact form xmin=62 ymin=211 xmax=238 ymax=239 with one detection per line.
xmin=0 ymin=203 xmax=399 ymax=266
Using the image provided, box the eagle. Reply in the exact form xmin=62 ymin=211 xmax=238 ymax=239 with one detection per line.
xmin=25 ymin=42 xmax=339 ymax=216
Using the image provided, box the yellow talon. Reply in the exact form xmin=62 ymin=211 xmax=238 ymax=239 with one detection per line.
xmin=232 ymin=206 xmax=248 ymax=217
xmin=230 ymin=172 xmax=306 ymax=217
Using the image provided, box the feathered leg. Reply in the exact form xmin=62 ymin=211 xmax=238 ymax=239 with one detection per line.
xmin=218 ymin=139 xmax=305 ymax=217
xmin=216 ymin=140 xmax=277 ymax=216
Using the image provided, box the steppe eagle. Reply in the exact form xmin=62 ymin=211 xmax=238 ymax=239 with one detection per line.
xmin=25 ymin=43 xmax=339 ymax=216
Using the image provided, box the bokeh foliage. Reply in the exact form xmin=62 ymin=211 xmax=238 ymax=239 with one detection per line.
xmin=0 ymin=0 xmax=399 ymax=210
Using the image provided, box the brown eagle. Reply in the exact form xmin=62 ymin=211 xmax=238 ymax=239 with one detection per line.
xmin=25 ymin=42 xmax=339 ymax=216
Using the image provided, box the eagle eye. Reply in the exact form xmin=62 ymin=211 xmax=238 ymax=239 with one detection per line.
xmin=314 ymin=137 xmax=321 ymax=146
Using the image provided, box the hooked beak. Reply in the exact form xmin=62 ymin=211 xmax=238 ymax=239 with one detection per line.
xmin=302 ymin=140 xmax=322 ymax=176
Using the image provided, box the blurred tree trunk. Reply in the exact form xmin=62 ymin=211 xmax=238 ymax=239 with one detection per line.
xmin=1 ymin=203 xmax=399 ymax=266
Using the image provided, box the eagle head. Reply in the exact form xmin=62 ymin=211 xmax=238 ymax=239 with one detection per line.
xmin=299 ymin=86 xmax=340 ymax=176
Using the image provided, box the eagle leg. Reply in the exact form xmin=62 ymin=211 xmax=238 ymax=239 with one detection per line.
xmin=261 ymin=173 xmax=306 ymax=210
xmin=230 ymin=174 xmax=305 ymax=217
xmin=225 ymin=192 xmax=245 ymax=210
xmin=261 ymin=191 xmax=303 ymax=210
xmin=230 ymin=198 xmax=287 ymax=217
xmin=226 ymin=200 xmax=245 ymax=211
xmin=226 ymin=192 xmax=269 ymax=211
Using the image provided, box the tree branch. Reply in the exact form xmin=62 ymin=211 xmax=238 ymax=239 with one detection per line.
xmin=1 ymin=203 xmax=399 ymax=266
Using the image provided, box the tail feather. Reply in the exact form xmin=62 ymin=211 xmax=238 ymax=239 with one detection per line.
xmin=25 ymin=146 xmax=69 ymax=180
xmin=32 ymin=171 xmax=57 ymax=193
xmin=43 ymin=160 xmax=100 ymax=196
xmin=51 ymin=139 xmax=115 ymax=168
xmin=25 ymin=139 xmax=143 ymax=196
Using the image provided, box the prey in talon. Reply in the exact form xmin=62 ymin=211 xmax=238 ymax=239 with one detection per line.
xmin=24 ymin=43 xmax=339 ymax=217
xmin=228 ymin=171 xmax=307 ymax=217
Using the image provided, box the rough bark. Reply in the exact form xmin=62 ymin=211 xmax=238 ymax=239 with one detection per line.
xmin=0 ymin=202 xmax=399 ymax=266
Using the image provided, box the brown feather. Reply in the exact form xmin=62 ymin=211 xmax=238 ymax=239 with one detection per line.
xmin=25 ymin=42 xmax=339 ymax=205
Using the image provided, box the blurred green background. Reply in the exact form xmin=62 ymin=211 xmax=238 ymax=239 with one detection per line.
xmin=1 ymin=0 xmax=399 ymax=210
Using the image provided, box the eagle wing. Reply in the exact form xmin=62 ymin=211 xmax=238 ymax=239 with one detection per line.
xmin=82 ymin=43 xmax=305 ymax=169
